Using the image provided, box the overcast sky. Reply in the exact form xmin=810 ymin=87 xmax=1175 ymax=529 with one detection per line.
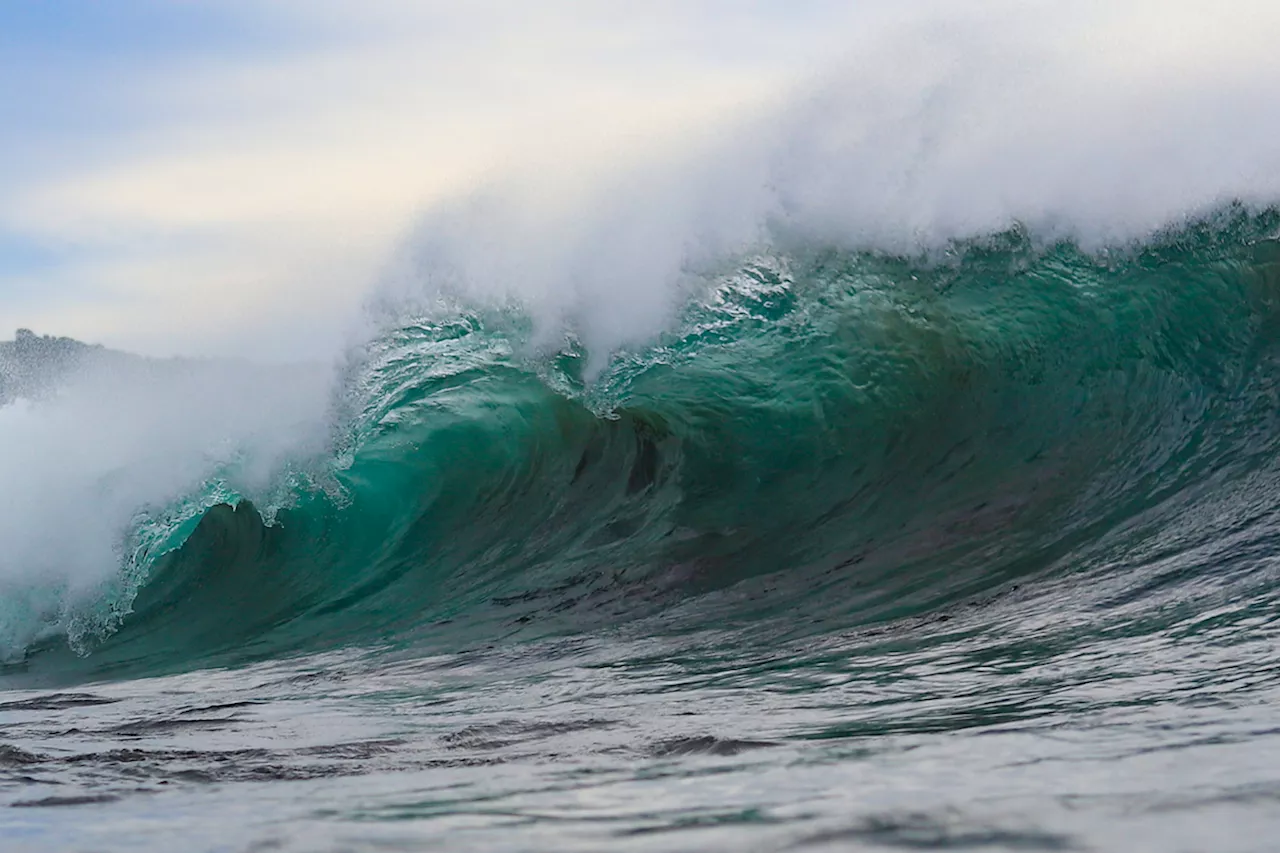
xmin=3 ymin=2 xmax=1279 ymax=362
xmin=0 ymin=1 xmax=877 ymax=360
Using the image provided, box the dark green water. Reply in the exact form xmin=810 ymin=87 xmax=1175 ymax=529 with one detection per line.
xmin=3 ymin=209 xmax=1280 ymax=850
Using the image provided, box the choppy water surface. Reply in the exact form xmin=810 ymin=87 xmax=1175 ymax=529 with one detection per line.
xmin=5 ymin=586 xmax=1280 ymax=851
xmin=4 ymin=213 xmax=1280 ymax=850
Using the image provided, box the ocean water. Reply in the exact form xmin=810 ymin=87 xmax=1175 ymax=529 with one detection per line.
xmin=3 ymin=207 xmax=1280 ymax=851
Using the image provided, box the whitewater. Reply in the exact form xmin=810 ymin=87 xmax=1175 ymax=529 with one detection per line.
xmin=5 ymin=6 xmax=1280 ymax=850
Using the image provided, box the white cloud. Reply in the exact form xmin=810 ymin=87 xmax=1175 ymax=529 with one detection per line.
xmin=0 ymin=1 xmax=860 ymax=360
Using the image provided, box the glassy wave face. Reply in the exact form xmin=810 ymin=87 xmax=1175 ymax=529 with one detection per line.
xmin=9 ymin=207 xmax=1280 ymax=675
xmin=5 ymin=210 xmax=1280 ymax=852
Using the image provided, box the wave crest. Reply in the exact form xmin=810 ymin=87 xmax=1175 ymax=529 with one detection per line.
xmin=12 ymin=209 xmax=1279 ymax=677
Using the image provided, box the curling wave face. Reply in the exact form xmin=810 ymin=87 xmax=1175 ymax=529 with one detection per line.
xmin=11 ymin=207 xmax=1280 ymax=678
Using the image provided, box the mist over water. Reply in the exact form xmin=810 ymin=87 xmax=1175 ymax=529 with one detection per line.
xmin=0 ymin=354 xmax=333 ymax=659
xmin=5 ymin=6 xmax=1280 ymax=850
xmin=384 ymin=1 xmax=1280 ymax=363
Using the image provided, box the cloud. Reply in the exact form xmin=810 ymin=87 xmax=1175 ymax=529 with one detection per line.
xmin=0 ymin=1 xmax=862 ymax=360
xmin=3 ymin=0 xmax=1279 ymax=361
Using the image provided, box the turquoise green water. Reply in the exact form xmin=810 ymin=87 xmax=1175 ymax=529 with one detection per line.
xmin=4 ymin=208 xmax=1280 ymax=850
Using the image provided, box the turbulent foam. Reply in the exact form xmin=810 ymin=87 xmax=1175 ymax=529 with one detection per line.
xmin=381 ymin=2 xmax=1280 ymax=366
xmin=0 ymin=356 xmax=333 ymax=661
xmin=10 ymin=207 xmax=1280 ymax=676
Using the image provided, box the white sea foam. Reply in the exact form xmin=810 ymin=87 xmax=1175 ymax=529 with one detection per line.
xmin=382 ymin=1 xmax=1280 ymax=363
xmin=0 ymin=355 xmax=333 ymax=659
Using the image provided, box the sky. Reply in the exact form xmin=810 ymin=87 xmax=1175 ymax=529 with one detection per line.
xmin=3 ymin=2 xmax=1280 ymax=363
xmin=0 ymin=1 xmax=871 ymax=361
